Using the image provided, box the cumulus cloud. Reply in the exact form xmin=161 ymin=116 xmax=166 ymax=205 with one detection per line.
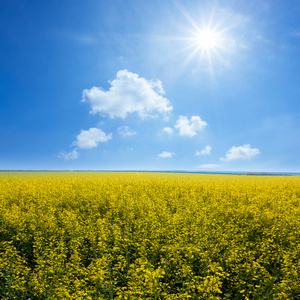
xmin=196 ymin=145 xmax=212 ymax=156
xmin=74 ymin=128 xmax=112 ymax=149
xmin=58 ymin=148 xmax=79 ymax=160
xmin=220 ymin=144 xmax=260 ymax=161
xmin=158 ymin=151 xmax=174 ymax=158
xmin=174 ymin=116 xmax=207 ymax=137
xmin=118 ymin=126 xmax=136 ymax=137
xmin=82 ymin=69 xmax=173 ymax=119
xmin=164 ymin=127 xmax=174 ymax=134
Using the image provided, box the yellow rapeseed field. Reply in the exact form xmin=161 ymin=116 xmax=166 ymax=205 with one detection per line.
xmin=0 ymin=172 xmax=299 ymax=299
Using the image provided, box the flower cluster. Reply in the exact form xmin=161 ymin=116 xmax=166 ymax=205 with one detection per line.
xmin=0 ymin=172 xmax=299 ymax=299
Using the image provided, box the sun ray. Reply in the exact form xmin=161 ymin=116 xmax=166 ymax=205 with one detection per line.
xmin=170 ymin=0 xmax=235 ymax=77
xmin=172 ymin=0 xmax=201 ymax=33
xmin=181 ymin=45 xmax=202 ymax=69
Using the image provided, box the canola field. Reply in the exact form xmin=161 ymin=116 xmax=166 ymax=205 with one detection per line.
xmin=0 ymin=172 xmax=300 ymax=299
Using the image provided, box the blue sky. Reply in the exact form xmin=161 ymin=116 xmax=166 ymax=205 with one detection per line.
xmin=0 ymin=0 xmax=299 ymax=172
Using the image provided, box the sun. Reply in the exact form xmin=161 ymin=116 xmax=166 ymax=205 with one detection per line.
xmin=170 ymin=1 xmax=233 ymax=76
xmin=195 ymin=29 xmax=219 ymax=50
xmin=190 ymin=26 xmax=224 ymax=55
xmin=182 ymin=25 xmax=227 ymax=74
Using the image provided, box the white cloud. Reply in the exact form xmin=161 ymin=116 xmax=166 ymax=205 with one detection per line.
xmin=220 ymin=144 xmax=260 ymax=161
xmin=118 ymin=126 xmax=136 ymax=137
xmin=82 ymin=69 xmax=173 ymax=119
xmin=197 ymin=164 xmax=220 ymax=168
xmin=58 ymin=148 xmax=79 ymax=160
xmin=74 ymin=128 xmax=112 ymax=149
xmin=196 ymin=145 xmax=212 ymax=156
xmin=174 ymin=116 xmax=207 ymax=137
xmin=158 ymin=151 xmax=174 ymax=158
xmin=164 ymin=127 xmax=174 ymax=134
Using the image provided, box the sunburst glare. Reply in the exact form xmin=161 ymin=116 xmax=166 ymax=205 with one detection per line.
xmin=172 ymin=1 xmax=232 ymax=76
xmin=183 ymin=22 xmax=230 ymax=72
xmin=195 ymin=29 xmax=220 ymax=49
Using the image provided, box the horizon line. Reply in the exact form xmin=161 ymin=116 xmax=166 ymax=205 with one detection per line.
xmin=0 ymin=170 xmax=299 ymax=175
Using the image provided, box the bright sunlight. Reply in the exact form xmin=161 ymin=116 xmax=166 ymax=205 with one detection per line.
xmin=195 ymin=29 xmax=220 ymax=49
xmin=182 ymin=25 xmax=226 ymax=75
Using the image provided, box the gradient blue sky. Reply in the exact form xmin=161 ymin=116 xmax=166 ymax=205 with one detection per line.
xmin=1 ymin=0 xmax=299 ymax=172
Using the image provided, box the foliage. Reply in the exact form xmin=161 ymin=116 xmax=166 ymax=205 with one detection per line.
xmin=0 ymin=172 xmax=300 ymax=299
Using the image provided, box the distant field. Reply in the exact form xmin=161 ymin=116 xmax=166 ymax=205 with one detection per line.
xmin=0 ymin=172 xmax=299 ymax=299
